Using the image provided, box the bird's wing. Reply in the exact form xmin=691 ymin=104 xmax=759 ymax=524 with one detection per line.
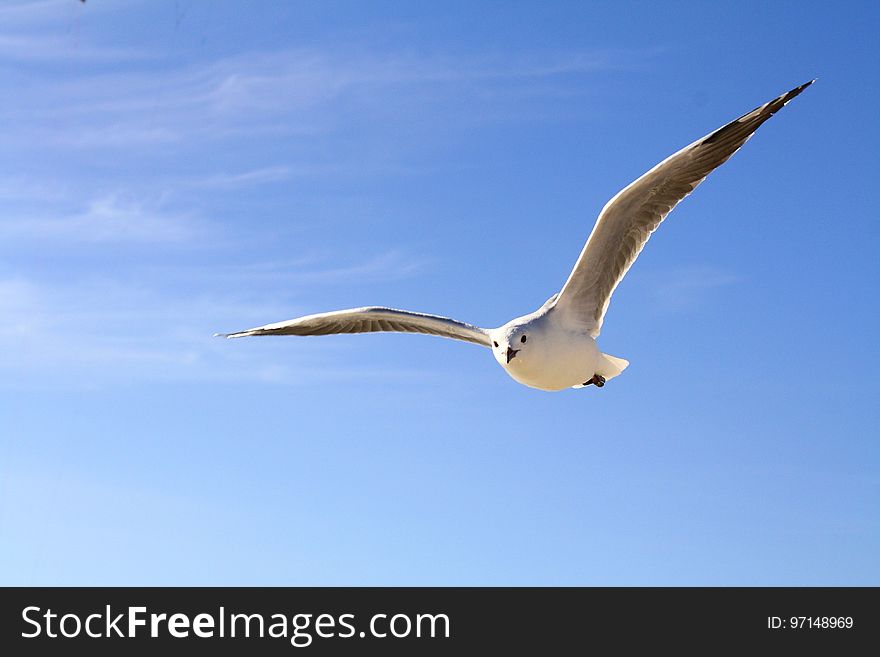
xmin=552 ymin=80 xmax=814 ymax=337
xmin=217 ymin=306 xmax=492 ymax=347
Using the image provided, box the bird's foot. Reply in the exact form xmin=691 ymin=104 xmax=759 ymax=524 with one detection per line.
xmin=582 ymin=374 xmax=606 ymax=388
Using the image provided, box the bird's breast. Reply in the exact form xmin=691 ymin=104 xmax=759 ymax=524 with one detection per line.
xmin=501 ymin=330 xmax=600 ymax=391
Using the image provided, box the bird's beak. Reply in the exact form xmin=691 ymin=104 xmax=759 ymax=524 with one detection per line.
xmin=506 ymin=346 xmax=519 ymax=364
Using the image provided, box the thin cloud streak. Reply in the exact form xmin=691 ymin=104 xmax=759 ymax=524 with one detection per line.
xmin=208 ymin=250 xmax=429 ymax=285
xmin=0 ymin=194 xmax=203 ymax=243
xmin=647 ymin=265 xmax=741 ymax=313
xmin=0 ymin=33 xmax=151 ymax=62
xmin=0 ymin=0 xmax=79 ymax=27
xmin=0 ymin=0 xmax=151 ymax=62
xmin=0 ymin=245 xmax=432 ymax=388
xmin=185 ymin=166 xmax=296 ymax=189
xmin=1 ymin=45 xmax=654 ymax=149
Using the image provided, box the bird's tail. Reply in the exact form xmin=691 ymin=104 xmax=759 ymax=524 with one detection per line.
xmin=597 ymin=353 xmax=629 ymax=381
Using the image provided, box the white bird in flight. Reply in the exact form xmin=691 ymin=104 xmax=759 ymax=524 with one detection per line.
xmin=218 ymin=81 xmax=813 ymax=391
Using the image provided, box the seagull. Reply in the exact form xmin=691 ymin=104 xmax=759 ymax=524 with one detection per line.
xmin=217 ymin=81 xmax=813 ymax=391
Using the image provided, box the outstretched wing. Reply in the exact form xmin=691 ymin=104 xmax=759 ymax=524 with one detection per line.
xmin=553 ymin=80 xmax=814 ymax=337
xmin=217 ymin=306 xmax=492 ymax=347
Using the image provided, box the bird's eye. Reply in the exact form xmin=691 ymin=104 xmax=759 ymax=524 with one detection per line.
xmin=521 ymin=335 xmax=527 ymax=343
xmin=493 ymin=341 xmax=499 ymax=348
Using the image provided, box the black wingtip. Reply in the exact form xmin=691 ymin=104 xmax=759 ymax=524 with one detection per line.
xmin=701 ymin=80 xmax=815 ymax=146
xmin=214 ymin=330 xmax=255 ymax=339
xmin=781 ymin=79 xmax=816 ymax=103
xmin=762 ymin=79 xmax=815 ymax=119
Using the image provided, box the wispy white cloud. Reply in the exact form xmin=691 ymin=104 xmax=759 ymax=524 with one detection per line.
xmin=0 ymin=245 xmax=431 ymax=389
xmin=185 ymin=166 xmax=296 ymax=189
xmin=209 ymin=250 xmax=429 ymax=285
xmin=647 ymin=265 xmax=740 ymax=312
xmin=0 ymin=274 xmax=301 ymax=387
xmin=0 ymin=0 xmax=151 ymax=62
xmin=0 ymin=33 xmax=149 ymax=62
xmin=0 ymin=194 xmax=202 ymax=243
xmin=0 ymin=0 xmax=77 ymax=26
xmin=1 ymin=43 xmax=646 ymax=150
xmin=0 ymin=175 xmax=71 ymax=202
xmin=54 ymin=125 xmax=181 ymax=148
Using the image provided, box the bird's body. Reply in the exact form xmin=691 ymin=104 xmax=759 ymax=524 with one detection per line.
xmin=492 ymin=315 xmax=604 ymax=392
xmin=488 ymin=301 xmax=626 ymax=391
xmin=218 ymin=81 xmax=814 ymax=391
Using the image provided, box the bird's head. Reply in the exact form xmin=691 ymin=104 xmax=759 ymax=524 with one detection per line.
xmin=489 ymin=322 xmax=534 ymax=370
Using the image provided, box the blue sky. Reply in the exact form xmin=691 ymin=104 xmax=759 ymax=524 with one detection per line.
xmin=1 ymin=0 xmax=878 ymax=585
